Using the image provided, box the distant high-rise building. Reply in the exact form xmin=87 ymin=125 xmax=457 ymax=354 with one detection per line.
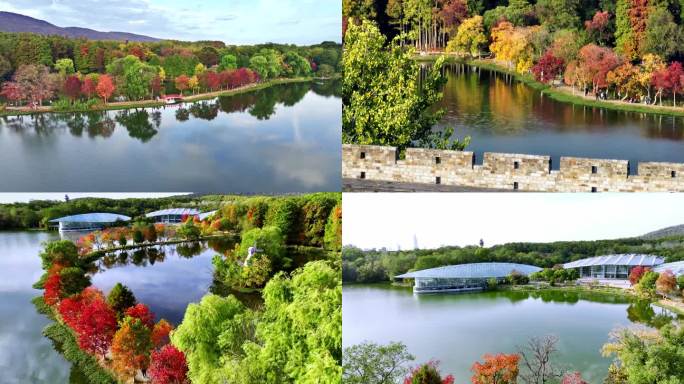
xmin=413 ymin=234 xmax=419 ymax=250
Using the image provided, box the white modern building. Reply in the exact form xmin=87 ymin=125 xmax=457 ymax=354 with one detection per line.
xmin=145 ymin=208 xmax=217 ymax=224
xmin=654 ymin=261 xmax=684 ymax=277
xmin=49 ymin=213 xmax=131 ymax=232
xmin=395 ymin=262 xmax=542 ymax=293
xmin=563 ymin=254 xmax=665 ymax=279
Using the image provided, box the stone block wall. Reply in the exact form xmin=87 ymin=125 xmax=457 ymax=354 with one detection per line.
xmin=342 ymin=144 xmax=684 ymax=192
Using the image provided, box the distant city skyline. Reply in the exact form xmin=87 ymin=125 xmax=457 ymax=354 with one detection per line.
xmin=343 ymin=193 xmax=684 ymax=250
xmin=0 ymin=0 xmax=340 ymax=44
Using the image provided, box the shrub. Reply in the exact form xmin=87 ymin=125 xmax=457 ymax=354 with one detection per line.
xmin=404 ymin=361 xmax=454 ymax=384
xmin=636 ymin=271 xmax=659 ymax=298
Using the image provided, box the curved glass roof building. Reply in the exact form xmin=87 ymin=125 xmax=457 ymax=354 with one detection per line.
xmin=654 ymin=261 xmax=684 ymax=276
xmin=395 ymin=262 xmax=542 ymax=293
xmin=49 ymin=213 xmax=131 ymax=232
xmin=146 ymin=208 xmax=217 ymax=224
xmin=563 ymin=254 xmax=664 ymax=279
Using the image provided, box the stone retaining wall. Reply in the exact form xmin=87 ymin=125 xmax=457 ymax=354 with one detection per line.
xmin=342 ymin=144 xmax=684 ymax=192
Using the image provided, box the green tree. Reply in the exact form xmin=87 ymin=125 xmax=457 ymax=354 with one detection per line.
xmin=643 ymin=7 xmax=682 ymax=60
xmin=54 ymin=58 xmax=75 ymax=76
xmin=14 ymin=34 xmax=52 ymax=67
xmin=535 ymin=0 xmax=581 ymax=31
xmin=218 ymin=54 xmax=238 ymax=71
xmin=172 ymin=294 xmax=254 ymax=384
xmin=602 ymin=322 xmax=684 ymax=383
xmin=239 ymin=226 xmax=285 ymax=267
xmin=343 ymin=341 xmax=415 ymax=384
xmin=107 ymin=283 xmax=137 ymax=320
xmin=233 ymin=261 xmax=342 ymax=383
xmin=635 ymin=271 xmax=659 ymax=298
xmin=283 ymin=51 xmax=312 ymax=77
xmin=343 ymin=20 xmax=447 ymax=152
xmin=249 ymin=55 xmax=269 ymax=80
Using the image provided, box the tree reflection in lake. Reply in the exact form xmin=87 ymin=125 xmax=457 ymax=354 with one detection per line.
xmin=431 ymin=63 xmax=684 ymax=165
xmin=0 ymin=80 xmax=341 ymax=192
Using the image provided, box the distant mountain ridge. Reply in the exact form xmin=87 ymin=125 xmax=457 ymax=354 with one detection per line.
xmin=0 ymin=11 xmax=161 ymax=42
xmin=641 ymin=224 xmax=684 ymax=240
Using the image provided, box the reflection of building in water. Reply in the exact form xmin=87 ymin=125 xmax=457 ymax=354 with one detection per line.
xmin=563 ymin=254 xmax=664 ymax=279
xmin=50 ymin=213 xmax=131 ymax=232
xmin=145 ymin=208 xmax=217 ymax=224
xmin=395 ymin=262 xmax=541 ymax=293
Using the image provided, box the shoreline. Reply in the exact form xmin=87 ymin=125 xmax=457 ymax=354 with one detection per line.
xmin=418 ymin=53 xmax=684 ymax=118
xmin=0 ymin=76 xmax=334 ymax=117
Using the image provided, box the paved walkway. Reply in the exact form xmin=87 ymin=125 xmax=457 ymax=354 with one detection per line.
xmin=343 ymin=178 xmax=509 ymax=192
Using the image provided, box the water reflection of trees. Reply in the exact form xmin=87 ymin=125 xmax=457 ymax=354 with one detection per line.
xmin=310 ymin=79 xmax=342 ymax=98
xmin=114 ymin=109 xmax=158 ymax=142
xmin=217 ymin=82 xmax=310 ymax=120
xmin=435 ymin=64 xmax=684 ymax=139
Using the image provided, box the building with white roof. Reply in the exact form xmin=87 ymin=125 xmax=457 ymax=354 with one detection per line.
xmin=395 ymin=262 xmax=542 ymax=293
xmin=49 ymin=213 xmax=131 ymax=232
xmin=563 ymin=254 xmax=665 ymax=279
xmin=145 ymin=208 xmax=216 ymax=224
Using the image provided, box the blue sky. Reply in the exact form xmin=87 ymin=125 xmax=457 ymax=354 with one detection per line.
xmin=344 ymin=193 xmax=684 ymax=250
xmin=0 ymin=0 xmax=340 ymax=44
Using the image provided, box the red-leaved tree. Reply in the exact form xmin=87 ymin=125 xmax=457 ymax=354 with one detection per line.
xmin=96 ymin=74 xmax=115 ymax=104
xmin=148 ymin=345 xmax=189 ymax=384
xmin=175 ymin=75 xmax=190 ymax=94
xmin=532 ymin=51 xmax=565 ymax=84
xmin=43 ymin=265 xmax=63 ymax=306
xmin=629 ymin=266 xmax=650 ymax=286
xmin=0 ymin=82 xmax=24 ymax=105
xmin=64 ymin=75 xmax=82 ymax=101
xmin=125 ymin=303 xmax=155 ymax=328
xmin=471 ymin=353 xmax=520 ymax=384
xmin=75 ymin=297 xmax=118 ymax=358
xmin=81 ymin=76 xmax=97 ymax=99
xmin=585 ymin=11 xmax=611 ymax=45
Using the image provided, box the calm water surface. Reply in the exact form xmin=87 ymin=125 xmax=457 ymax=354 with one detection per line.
xmin=0 ymin=231 xmax=69 ymax=384
xmin=343 ymin=284 xmax=680 ymax=384
xmin=436 ymin=64 xmax=684 ymax=170
xmin=0 ymin=231 xmax=239 ymax=382
xmin=0 ymin=81 xmax=341 ymax=191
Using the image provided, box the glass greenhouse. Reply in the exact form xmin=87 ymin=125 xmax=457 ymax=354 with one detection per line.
xmin=395 ymin=262 xmax=542 ymax=293
xmin=146 ymin=208 xmax=217 ymax=224
xmin=49 ymin=213 xmax=131 ymax=232
xmin=654 ymin=261 xmax=684 ymax=277
xmin=563 ymin=254 xmax=664 ymax=279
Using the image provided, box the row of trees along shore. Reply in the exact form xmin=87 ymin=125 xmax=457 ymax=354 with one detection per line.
xmin=0 ymin=32 xmax=341 ymax=109
xmin=343 ymin=0 xmax=684 ymax=107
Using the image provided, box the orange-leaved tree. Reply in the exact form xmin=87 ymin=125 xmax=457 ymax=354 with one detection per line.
xmin=471 ymin=353 xmax=520 ymax=384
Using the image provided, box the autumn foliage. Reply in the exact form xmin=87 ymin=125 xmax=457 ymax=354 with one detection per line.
xmin=562 ymin=372 xmax=588 ymax=384
xmin=125 ymin=303 xmax=156 ymax=328
xmin=629 ymin=266 xmax=651 ymax=285
xmin=655 ymin=270 xmax=677 ymax=296
xmin=148 ymin=345 xmax=189 ymax=384
xmin=151 ymin=319 xmax=174 ymax=348
xmin=532 ymin=51 xmax=564 ymax=84
xmin=111 ymin=317 xmax=153 ymax=376
xmin=96 ymin=74 xmax=115 ymax=103
xmin=471 ymin=353 xmax=520 ymax=384
xmin=404 ymin=361 xmax=455 ymax=384
xmin=74 ymin=297 xmax=118 ymax=358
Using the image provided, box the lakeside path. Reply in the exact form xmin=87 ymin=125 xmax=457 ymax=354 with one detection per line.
xmin=0 ymin=76 xmax=325 ymax=117
xmin=417 ymin=53 xmax=684 ymax=118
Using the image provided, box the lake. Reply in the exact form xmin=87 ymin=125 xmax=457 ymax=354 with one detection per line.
xmin=0 ymin=231 xmax=237 ymax=383
xmin=0 ymin=80 xmax=341 ymax=192
xmin=342 ymin=284 xmax=680 ymax=383
xmin=435 ymin=64 xmax=684 ymax=171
